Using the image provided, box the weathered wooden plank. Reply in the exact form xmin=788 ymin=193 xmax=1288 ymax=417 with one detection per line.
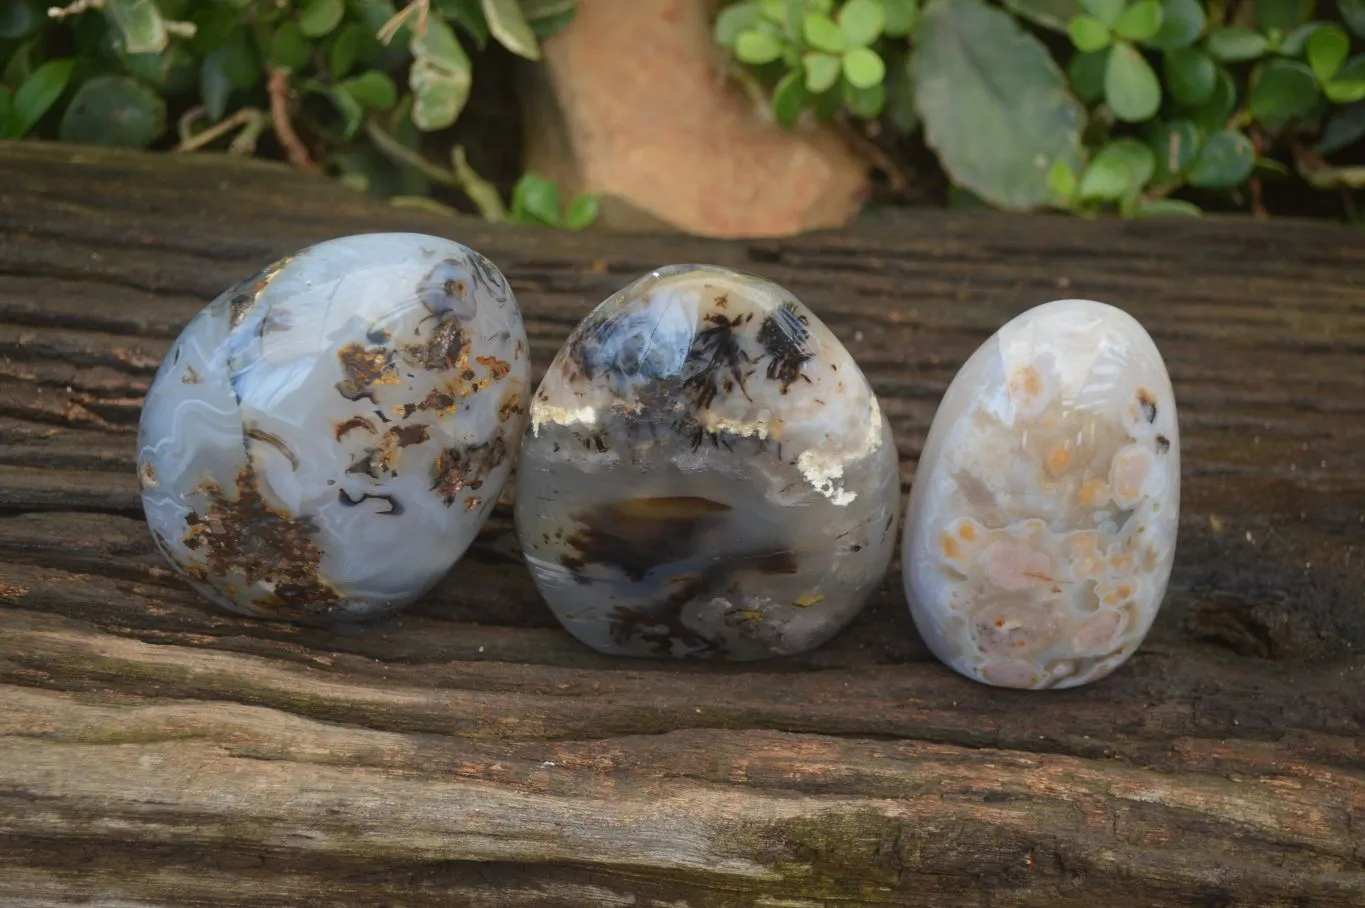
xmin=1 ymin=140 xmax=1364 ymax=906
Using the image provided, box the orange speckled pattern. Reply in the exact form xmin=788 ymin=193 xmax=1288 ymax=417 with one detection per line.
xmin=902 ymin=299 xmax=1180 ymax=689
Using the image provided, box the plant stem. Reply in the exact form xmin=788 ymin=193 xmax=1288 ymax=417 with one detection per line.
xmin=363 ymin=117 xmax=461 ymax=188
xmin=176 ymin=107 xmax=266 ymax=154
xmin=268 ymin=69 xmax=316 ymax=172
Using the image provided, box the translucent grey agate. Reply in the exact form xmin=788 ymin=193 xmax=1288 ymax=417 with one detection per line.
xmin=137 ymin=233 xmax=529 ymax=621
xmin=515 ymin=265 xmax=900 ymax=660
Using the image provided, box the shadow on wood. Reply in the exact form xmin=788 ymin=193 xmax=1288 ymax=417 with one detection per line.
xmin=1 ymin=141 xmax=1363 ymax=907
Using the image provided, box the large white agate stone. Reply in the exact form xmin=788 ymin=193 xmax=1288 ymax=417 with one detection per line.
xmin=515 ymin=265 xmax=901 ymax=660
xmin=137 ymin=233 xmax=530 ymax=621
xmin=903 ymin=299 xmax=1179 ymax=689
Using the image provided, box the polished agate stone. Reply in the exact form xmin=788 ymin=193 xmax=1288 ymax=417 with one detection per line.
xmin=515 ymin=265 xmax=900 ymax=660
xmin=137 ymin=233 xmax=530 ymax=621
xmin=903 ymin=298 xmax=1179 ymax=689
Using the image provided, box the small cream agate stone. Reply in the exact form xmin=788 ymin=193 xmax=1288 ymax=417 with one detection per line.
xmin=137 ymin=233 xmax=529 ymax=622
xmin=903 ymin=299 xmax=1179 ymax=689
xmin=516 ymin=264 xmax=901 ymax=660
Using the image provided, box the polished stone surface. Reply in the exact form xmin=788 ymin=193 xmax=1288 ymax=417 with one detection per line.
xmin=903 ymin=298 xmax=1180 ymax=689
xmin=137 ymin=233 xmax=529 ymax=621
xmin=515 ymin=264 xmax=900 ymax=660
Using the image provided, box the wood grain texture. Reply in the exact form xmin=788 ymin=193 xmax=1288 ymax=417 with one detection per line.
xmin=1 ymin=140 xmax=1364 ymax=907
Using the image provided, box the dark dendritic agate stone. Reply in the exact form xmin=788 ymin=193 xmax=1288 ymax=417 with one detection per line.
xmin=514 ymin=265 xmax=900 ymax=660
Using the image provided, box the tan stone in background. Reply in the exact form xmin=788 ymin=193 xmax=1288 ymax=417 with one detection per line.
xmin=520 ymin=0 xmax=871 ymax=237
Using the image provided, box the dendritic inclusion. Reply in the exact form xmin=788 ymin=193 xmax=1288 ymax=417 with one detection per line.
xmin=137 ymin=233 xmax=530 ymax=621
xmin=515 ymin=265 xmax=901 ymax=660
xmin=903 ymin=298 xmax=1180 ymax=689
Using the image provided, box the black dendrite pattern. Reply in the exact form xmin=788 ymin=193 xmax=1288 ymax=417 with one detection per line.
xmin=757 ymin=302 xmax=813 ymax=393
xmin=681 ymin=312 xmax=754 ymax=410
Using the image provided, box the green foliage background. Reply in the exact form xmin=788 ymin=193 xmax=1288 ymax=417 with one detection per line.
xmin=3 ymin=0 xmax=1363 ymax=223
xmin=716 ymin=0 xmax=1365 ymax=218
xmin=0 ymin=0 xmax=598 ymax=228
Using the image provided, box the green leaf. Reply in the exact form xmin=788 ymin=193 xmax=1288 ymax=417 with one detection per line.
xmin=1069 ymin=15 xmax=1112 ymax=52
xmin=1079 ymin=137 xmax=1156 ymax=201
xmin=1205 ymin=27 xmax=1269 ymax=62
xmin=946 ymin=185 xmax=992 ymax=207
xmin=912 ymin=0 xmax=1086 ymax=210
xmin=438 ymin=0 xmax=492 ymax=47
xmin=217 ymin=29 xmax=261 ymax=89
xmin=843 ymin=45 xmax=885 ymax=88
xmin=1316 ymin=101 xmax=1365 ymax=155
xmin=1249 ymin=58 xmax=1319 ymax=127
xmin=1047 ymin=158 xmax=1078 ymax=204
xmin=1278 ymin=22 xmax=1320 ymax=55
xmin=762 ymin=0 xmax=802 ymax=38
xmin=564 ymin=194 xmax=600 ymax=230
xmin=735 ymin=29 xmax=783 ymax=63
xmin=1186 ymin=128 xmax=1255 ymax=188
xmin=715 ymin=2 xmax=762 ymax=46
xmin=1069 ymin=48 xmax=1109 ymax=101
xmin=1002 ymin=0 xmax=1084 ymax=32
xmin=3 ymin=36 xmax=40 ymax=88
xmin=297 ymin=0 xmax=344 ymax=38
xmin=814 ymin=83 xmax=844 ymax=118
xmin=343 ymin=70 xmax=398 ymax=109
xmin=190 ymin=4 xmax=239 ymax=54
xmin=199 ymin=51 xmax=233 ymax=122
xmin=119 ymin=42 xmax=197 ymax=93
xmin=510 ymin=172 xmax=561 ymax=226
xmin=803 ymin=13 xmax=845 ymax=52
xmin=356 ymin=1 xmax=400 ymax=36
xmin=1145 ymin=0 xmax=1204 ymax=48
xmin=1135 ymin=198 xmax=1200 ymax=216
xmin=759 ymin=0 xmax=787 ymax=23
xmin=1078 ymin=0 xmax=1126 ymax=26
xmin=450 ymin=144 xmax=507 ymax=220
xmin=1307 ymin=25 xmax=1349 ymax=82
xmin=883 ymin=0 xmax=919 ymax=36
xmin=1164 ymin=46 xmax=1215 ymax=105
xmin=839 ymin=0 xmax=885 ymax=46
xmin=1324 ymin=54 xmax=1365 ymax=103
xmin=481 ymin=0 xmax=541 ymax=60
xmin=1078 ymin=153 xmax=1132 ymax=200
xmin=1114 ymin=0 xmax=1163 ymax=41
xmin=1343 ymin=0 xmax=1365 ymax=39
xmin=0 ymin=0 xmax=42 ymax=40
xmin=1253 ymin=155 xmax=1290 ymax=177
xmin=772 ymin=68 xmax=808 ymax=126
xmin=1187 ymin=66 xmax=1236 ymax=133
xmin=1148 ymin=118 xmax=1200 ymax=179
xmin=804 ymin=51 xmax=842 ymax=92
xmin=884 ymin=53 xmax=919 ymax=133
xmin=307 ymin=78 xmax=365 ymax=138
xmin=269 ymin=21 xmax=312 ymax=70
xmin=4 ymin=58 xmax=73 ymax=138
xmin=1253 ymin=0 xmax=1312 ymax=32
xmin=105 ymin=0 xmax=168 ymax=55
xmin=409 ymin=18 xmax=473 ymax=130
xmin=1105 ymin=40 xmax=1162 ymax=121
xmin=329 ymin=24 xmax=368 ymax=77
xmin=522 ymin=0 xmax=576 ymax=38
xmin=843 ymin=78 xmax=885 ymax=117
xmin=1103 ymin=136 xmax=1157 ymax=186
xmin=57 ymin=74 xmax=164 ymax=148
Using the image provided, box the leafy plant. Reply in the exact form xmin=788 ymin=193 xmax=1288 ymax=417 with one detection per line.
xmin=714 ymin=0 xmax=1365 ymax=218
xmin=0 ymin=0 xmax=598 ymax=228
xmin=715 ymin=0 xmax=918 ymax=124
